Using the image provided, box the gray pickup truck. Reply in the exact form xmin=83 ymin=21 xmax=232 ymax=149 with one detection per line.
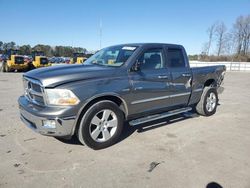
xmin=18 ymin=43 xmax=226 ymax=149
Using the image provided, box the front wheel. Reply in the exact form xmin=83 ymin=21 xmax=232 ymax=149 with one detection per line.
xmin=195 ymin=87 xmax=218 ymax=116
xmin=77 ymin=101 xmax=124 ymax=149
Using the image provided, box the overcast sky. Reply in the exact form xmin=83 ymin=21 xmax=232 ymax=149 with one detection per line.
xmin=0 ymin=0 xmax=249 ymax=54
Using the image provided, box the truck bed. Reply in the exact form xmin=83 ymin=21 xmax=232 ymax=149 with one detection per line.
xmin=191 ymin=65 xmax=226 ymax=87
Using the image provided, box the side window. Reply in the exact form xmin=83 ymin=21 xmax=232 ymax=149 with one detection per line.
xmin=166 ymin=48 xmax=186 ymax=68
xmin=138 ymin=48 xmax=164 ymax=70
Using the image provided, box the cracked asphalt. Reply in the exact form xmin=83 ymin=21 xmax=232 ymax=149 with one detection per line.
xmin=0 ymin=72 xmax=250 ymax=188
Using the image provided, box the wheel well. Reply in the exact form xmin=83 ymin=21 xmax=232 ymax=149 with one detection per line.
xmin=73 ymin=95 xmax=127 ymax=135
xmin=204 ymin=79 xmax=216 ymax=87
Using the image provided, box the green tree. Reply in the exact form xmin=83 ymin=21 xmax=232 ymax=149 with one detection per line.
xmin=0 ymin=41 xmax=3 ymax=53
xmin=2 ymin=41 xmax=16 ymax=50
xmin=32 ymin=44 xmax=54 ymax=57
xmin=20 ymin=45 xmax=31 ymax=55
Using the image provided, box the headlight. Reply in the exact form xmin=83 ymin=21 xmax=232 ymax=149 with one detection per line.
xmin=45 ymin=89 xmax=80 ymax=106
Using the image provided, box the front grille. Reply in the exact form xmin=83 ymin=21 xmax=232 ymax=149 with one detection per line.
xmin=23 ymin=77 xmax=45 ymax=106
xmin=33 ymin=95 xmax=44 ymax=104
xmin=15 ymin=56 xmax=24 ymax=64
xmin=30 ymin=82 xmax=42 ymax=92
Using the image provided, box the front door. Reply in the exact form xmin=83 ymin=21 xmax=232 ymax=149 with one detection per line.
xmin=128 ymin=47 xmax=173 ymax=116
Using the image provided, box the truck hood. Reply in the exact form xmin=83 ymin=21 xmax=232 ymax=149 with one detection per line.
xmin=24 ymin=64 xmax=120 ymax=87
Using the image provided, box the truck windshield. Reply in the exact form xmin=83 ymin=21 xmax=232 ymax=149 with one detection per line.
xmin=84 ymin=45 xmax=137 ymax=67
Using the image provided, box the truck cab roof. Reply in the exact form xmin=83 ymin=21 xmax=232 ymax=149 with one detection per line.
xmin=109 ymin=43 xmax=184 ymax=48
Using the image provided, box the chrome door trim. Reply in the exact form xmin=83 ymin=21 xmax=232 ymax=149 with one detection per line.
xmin=193 ymin=88 xmax=203 ymax=92
xmin=131 ymin=92 xmax=191 ymax=105
xmin=170 ymin=92 xmax=191 ymax=98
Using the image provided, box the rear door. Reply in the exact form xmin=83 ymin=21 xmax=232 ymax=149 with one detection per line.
xmin=128 ymin=47 xmax=172 ymax=116
xmin=165 ymin=47 xmax=192 ymax=106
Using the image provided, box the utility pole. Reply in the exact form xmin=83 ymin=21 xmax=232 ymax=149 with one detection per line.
xmin=99 ymin=18 xmax=102 ymax=50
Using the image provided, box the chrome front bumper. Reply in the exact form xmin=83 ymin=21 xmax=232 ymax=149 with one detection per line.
xmin=18 ymin=96 xmax=76 ymax=137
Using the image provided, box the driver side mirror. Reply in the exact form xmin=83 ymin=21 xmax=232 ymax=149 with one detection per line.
xmin=131 ymin=60 xmax=141 ymax=72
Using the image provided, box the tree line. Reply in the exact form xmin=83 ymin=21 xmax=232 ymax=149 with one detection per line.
xmin=199 ymin=14 xmax=250 ymax=62
xmin=0 ymin=42 xmax=87 ymax=57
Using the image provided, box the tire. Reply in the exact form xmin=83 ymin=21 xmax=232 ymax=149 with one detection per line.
xmin=4 ymin=63 xmax=9 ymax=72
xmin=1 ymin=62 xmax=6 ymax=72
xmin=77 ymin=100 xmax=124 ymax=149
xmin=195 ymin=87 xmax=218 ymax=116
xmin=0 ymin=63 xmax=4 ymax=72
xmin=23 ymin=68 xmax=29 ymax=72
xmin=28 ymin=63 xmax=35 ymax=71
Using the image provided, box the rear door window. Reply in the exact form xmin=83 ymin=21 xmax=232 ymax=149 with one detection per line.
xmin=166 ymin=48 xmax=186 ymax=68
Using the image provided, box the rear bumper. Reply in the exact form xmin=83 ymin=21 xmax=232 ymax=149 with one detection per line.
xmin=18 ymin=96 xmax=76 ymax=138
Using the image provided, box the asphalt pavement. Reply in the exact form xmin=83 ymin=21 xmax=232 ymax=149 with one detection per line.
xmin=0 ymin=72 xmax=250 ymax=188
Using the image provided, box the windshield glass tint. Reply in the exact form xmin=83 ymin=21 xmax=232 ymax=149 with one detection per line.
xmin=15 ymin=56 xmax=24 ymax=63
xmin=40 ymin=58 xmax=48 ymax=64
xmin=84 ymin=45 xmax=137 ymax=67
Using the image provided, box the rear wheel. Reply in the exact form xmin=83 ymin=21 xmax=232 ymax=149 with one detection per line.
xmin=28 ymin=63 xmax=35 ymax=71
xmin=0 ymin=62 xmax=5 ymax=72
xmin=77 ymin=101 xmax=124 ymax=149
xmin=4 ymin=63 xmax=9 ymax=72
xmin=195 ymin=87 xmax=218 ymax=116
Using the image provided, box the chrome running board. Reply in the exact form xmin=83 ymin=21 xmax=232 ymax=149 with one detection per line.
xmin=129 ymin=107 xmax=192 ymax=126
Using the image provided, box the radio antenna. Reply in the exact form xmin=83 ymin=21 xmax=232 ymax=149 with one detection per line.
xmin=99 ymin=18 xmax=102 ymax=50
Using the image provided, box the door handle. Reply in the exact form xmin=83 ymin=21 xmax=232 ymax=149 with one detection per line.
xmin=182 ymin=73 xmax=191 ymax=77
xmin=158 ymin=75 xmax=168 ymax=79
